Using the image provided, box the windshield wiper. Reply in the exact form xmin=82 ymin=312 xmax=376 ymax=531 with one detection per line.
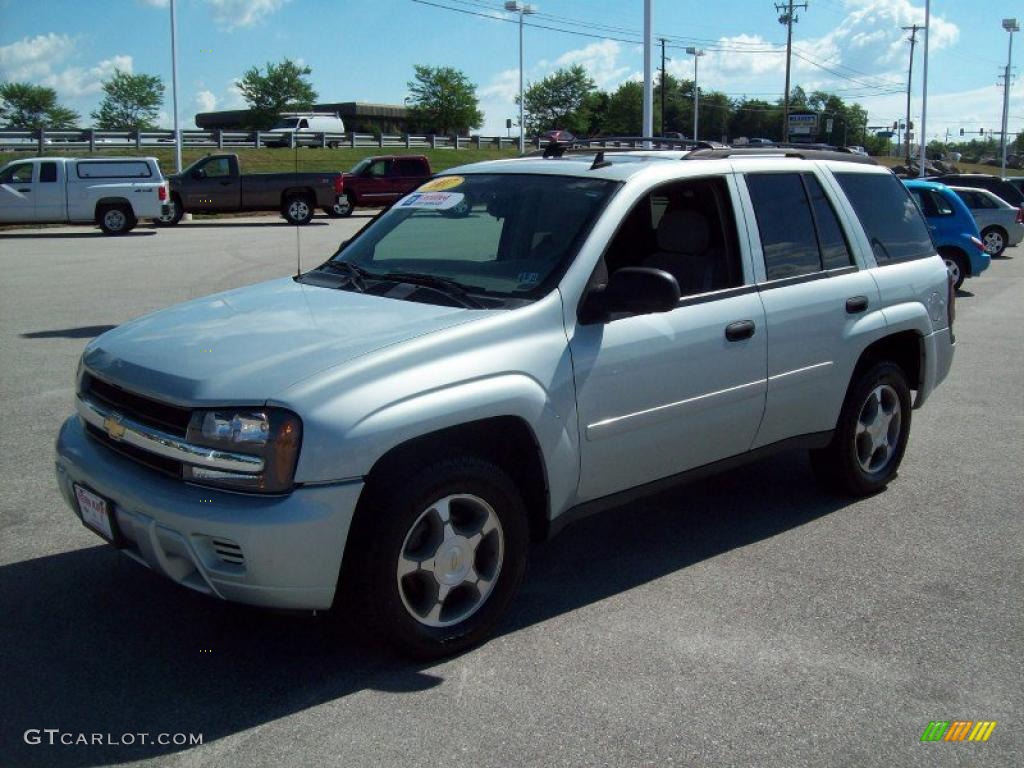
xmin=318 ymin=260 xmax=371 ymax=291
xmin=378 ymin=271 xmax=483 ymax=308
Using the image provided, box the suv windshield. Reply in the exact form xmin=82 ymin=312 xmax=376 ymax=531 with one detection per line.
xmin=314 ymin=173 xmax=617 ymax=305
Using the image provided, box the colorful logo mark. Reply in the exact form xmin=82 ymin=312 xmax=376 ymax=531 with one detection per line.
xmin=921 ymin=721 xmax=997 ymax=742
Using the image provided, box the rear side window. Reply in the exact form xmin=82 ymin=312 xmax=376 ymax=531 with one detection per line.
xmin=397 ymin=158 xmax=427 ymax=176
xmin=911 ymin=187 xmax=953 ymax=217
xmin=39 ymin=162 xmax=57 ymax=183
xmin=76 ymin=161 xmax=152 ymax=179
xmin=835 ymin=173 xmax=934 ymax=265
xmin=745 ymin=172 xmax=851 ymax=280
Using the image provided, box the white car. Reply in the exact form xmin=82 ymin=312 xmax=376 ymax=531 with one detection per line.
xmin=949 ymin=185 xmax=1024 ymax=257
xmin=266 ymin=113 xmax=346 ymax=148
xmin=0 ymin=156 xmax=169 ymax=234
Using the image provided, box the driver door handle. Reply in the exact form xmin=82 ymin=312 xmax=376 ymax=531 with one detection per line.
xmin=846 ymin=296 xmax=869 ymax=314
xmin=725 ymin=320 xmax=756 ymax=341
xmin=17 ymin=188 xmax=31 ymax=193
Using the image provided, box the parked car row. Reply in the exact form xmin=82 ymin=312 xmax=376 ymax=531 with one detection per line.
xmin=0 ymin=153 xmax=434 ymax=233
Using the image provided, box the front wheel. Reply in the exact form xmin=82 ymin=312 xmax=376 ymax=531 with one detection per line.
xmin=283 ymin=195 xmax=314 ymax=225
xmin=98 ymin=204 xmax=136 ymax=235
xmin=153 ymin=196 xmax=183 ymax=227
xmin=339 ymin=455 xmax=529 ymax=659
xmin=810 ymin=361 xmax=912 ymax=496
xmin=325 ymin=193 xmax=354 ymax=218
xmin=980 ymin=226 xmax=1007 ymax=257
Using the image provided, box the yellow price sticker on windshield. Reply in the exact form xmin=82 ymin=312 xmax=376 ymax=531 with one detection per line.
xmin=419 ymin=176 xmax=464 ymax=192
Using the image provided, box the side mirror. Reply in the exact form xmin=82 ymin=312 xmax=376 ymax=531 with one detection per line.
xmin=192 ymin=168 xmax=206 ymax=180
xmin=579 ymin=267 xmax=681 ymax=324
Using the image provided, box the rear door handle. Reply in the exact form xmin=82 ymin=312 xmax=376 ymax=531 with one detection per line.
xmin=725 ymin=320 xmax=756 ymax=341
xmin=846 ymin=296 xmax=869 ymax=314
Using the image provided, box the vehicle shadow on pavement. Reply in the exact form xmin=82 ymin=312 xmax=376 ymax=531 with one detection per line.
xmin=182 ymin=221 xmax=329 ymax=228
xmin=21 ymin=325 xmax=118 ymax=339
xmin=0 ymin=231 xmax=157 ymax=239
xmin=0 ymin=451 xmax=847 ymax=766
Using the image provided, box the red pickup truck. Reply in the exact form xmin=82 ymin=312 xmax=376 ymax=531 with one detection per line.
xmin=330 ymin=155 xmax=432 ymax=217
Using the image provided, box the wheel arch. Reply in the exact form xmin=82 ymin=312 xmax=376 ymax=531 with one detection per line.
xmin=363 ymin=416 xmax=551 ymax=542
xmin=281 ymin=186 xmax=316 ymax=205
xmin=852 ymin=329 xmax=923 ymax=392
xmin=937 ymin=244 xmax=970 ymax=276
xmin=93 ymin=197 xmax=133 ymax=220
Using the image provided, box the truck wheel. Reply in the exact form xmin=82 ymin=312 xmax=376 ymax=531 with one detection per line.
xmin=98 ymin=204 xmax=136 ymax=235
xmin=153 ymin=195 xmax=183 ymax=227
xmin=810 ymin=361 xmax=912 ymax=496
xmin=980 ymin=226 xmax=1007 ymax=257
xmin=283 ymin=195 xmax=314 ymax=225
xmin=325 ymin=193 xmax=355 ymax=218
xmin=338 ymin=454 xmax=529 ymax=659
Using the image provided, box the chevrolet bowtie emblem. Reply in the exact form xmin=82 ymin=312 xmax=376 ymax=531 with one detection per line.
xmin=103 ymin=414 xmax=126 ymax=441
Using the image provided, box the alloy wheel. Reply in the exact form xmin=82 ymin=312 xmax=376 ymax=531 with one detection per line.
xmin=855 ymin=384 xmax=902 ymax=474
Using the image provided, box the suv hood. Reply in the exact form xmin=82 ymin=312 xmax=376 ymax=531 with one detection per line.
xmin=82 ymin=277 xmax=477 ymax=405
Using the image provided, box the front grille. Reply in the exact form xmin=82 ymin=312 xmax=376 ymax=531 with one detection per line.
xmin=86 ymin=423 xmax=183 ymax=478
xmin=82 ymin=373 xmax=191 ymax=437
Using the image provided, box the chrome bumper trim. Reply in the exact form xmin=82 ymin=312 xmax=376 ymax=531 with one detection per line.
xmin=76 ymin=395 xmax=265 ymax=474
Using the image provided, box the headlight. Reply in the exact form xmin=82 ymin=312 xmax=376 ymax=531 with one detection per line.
xmin=183 ymin=408 xmax=302 ymax=493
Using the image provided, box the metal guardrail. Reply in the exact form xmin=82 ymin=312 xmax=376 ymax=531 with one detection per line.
xmin=0 ymin=128 xmax=524 ymax=152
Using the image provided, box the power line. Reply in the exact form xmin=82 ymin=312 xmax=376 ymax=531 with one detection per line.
xmin=776 ymin=0 xmax=809 ymax=138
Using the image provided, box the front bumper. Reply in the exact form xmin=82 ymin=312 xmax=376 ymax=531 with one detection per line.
xmin=55 ymin=415 xmax=363 ymax=610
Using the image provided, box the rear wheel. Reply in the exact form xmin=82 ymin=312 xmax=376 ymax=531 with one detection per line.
xmin=980 ymin=226 xmax=1007 ymax=257
xmin=283 ymin=194 xmax=314 ymax=225
xmin=325 ymin=193 xmax=354 ymax=218
xmin=810 ymin=361 xmax=912 ymax=496
xmin=338 ymin=454 xmax=528 ymax=659
xmin=941 ymin=249 xmax=968 ymax=291
xmin=98 ymin=204 xmax=136 ymax=235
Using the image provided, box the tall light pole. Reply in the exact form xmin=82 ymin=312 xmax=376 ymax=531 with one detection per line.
xmin=918 ymin=0 xmax=930 ymax=177
xmin=686 ymin=47 xmax=705 ymax=141
xmin=643 ymin=0 xmax=653 ymax=145
xmin=169 ymin=0 xmax=182 ymax=172
xmin=505 ymin=1 xmax=536 ymax=154
xmin=1000 ymin=18 xmax=1019 ymax=178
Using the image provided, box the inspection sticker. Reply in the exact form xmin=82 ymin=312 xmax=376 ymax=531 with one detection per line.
xmin=398 ymin=192 xmax=465 ymax=211
xmin=419 ymin=175 xmax=464 ymax=192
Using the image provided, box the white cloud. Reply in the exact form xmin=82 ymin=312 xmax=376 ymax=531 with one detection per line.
xmin=204 ymin=0 xmax=289 ymax=29
xmin=0 ymin=33 xmax=77 ymax=82
xmin=195 ymin=89 xmax=218 ymax=113
xmin=479 ymin=68 xmax=520 ymax=103
xmin=554 ymin=40 xmax=630 ymax=89
xmin=44 ymin=55 xmax=134 ymax=99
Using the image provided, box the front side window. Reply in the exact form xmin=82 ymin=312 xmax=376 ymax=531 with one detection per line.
xmin=835 ymin=172 xmax=934 ymax=265
xmin=308 ymin=174 xmax=617 ymax=305
xmin=202 ymin=157 xmax=231 ymax=178
xmin=367 ymin=160 xmax=390 ymax=177
xmin=0 ymin=163 xmax=33 ymax=184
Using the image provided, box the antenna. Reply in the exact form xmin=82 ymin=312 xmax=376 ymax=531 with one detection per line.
xmin=294 ymin=138 xmax=302 ymax=277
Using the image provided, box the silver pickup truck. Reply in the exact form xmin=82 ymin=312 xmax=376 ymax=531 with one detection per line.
xmin=56 ymin=147 xmax=954 ymax=657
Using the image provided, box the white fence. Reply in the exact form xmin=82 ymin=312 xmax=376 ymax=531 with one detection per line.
xmin=0 ymin=129 xmax=526 ymax=152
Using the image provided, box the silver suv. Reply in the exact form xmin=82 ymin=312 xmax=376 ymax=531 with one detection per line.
xmin=55 ymin=147 xmax=955 ymax=657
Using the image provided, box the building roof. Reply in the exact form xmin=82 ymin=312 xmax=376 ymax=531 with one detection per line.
xmin=194 ymin=102 xmax=409 ymax=129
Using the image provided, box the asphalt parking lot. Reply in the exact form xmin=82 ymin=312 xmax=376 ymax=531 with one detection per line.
xmin=0 ymin=217 xmax=1021 ymax=767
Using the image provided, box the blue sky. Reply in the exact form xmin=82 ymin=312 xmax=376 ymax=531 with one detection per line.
xmin=0 ymin=0 xmax=1020 ymax=142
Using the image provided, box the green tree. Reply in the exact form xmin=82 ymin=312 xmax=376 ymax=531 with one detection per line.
xmin=406 ymin=65 xmax=483 ymax=135
xmin=729 ymin=99 xmax=781 ymax=142
xmin=238 ymin=58 xmax=317 ymax=130
xmin=91 ymin=70 xmax=165 ymax=130
xmin=602 ymin=80 xmax=643 ymax=135
xmin=0 ymin=82 xmax=79 ymax=128
xmin=522 ymin=65 xmax=595 ymax=135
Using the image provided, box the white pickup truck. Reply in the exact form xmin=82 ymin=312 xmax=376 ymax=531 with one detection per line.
xmin=0 ymin=156 xmax=169 ymax=234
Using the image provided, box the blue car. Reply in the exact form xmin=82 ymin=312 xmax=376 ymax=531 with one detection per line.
xmin=904 ymin=179 xmax=989 ymax=290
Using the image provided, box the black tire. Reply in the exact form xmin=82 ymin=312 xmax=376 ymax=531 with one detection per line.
xmin=324 ymin=193 xmax=355 ymax=218
xmin=940 ymin=249 xmax=968 ymax=291
xmin=337 ymin=454 xmax=529 ymax=659
xmin=810 ymin=361 xmax=912 ymax=496
xmin=282 ymin=194 xmax=315 ymax=225
xmin=980 ymin=226 xmax=1007 ymax=257
xmin=152 ymin=195 xmax=183 ymax=227
xmin=97 ymin=204 xmax=136 ymax=235
xmin=327 ymin=141 xmax=339 ymax=149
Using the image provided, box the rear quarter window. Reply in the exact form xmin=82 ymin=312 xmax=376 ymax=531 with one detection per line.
xmin=835 ymin=173 xmax=934 ymax=265
xmin=75 ymin=161 xmax=153 ymax=179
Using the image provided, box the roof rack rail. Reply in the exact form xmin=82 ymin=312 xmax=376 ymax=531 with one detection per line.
xmin=683 ymin=146 xmax=877 ymax=165
xmin=531 ymin=136 xmax=727 ymax=159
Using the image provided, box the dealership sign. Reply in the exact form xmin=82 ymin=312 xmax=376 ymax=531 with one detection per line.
xmin=788 ymin=113 xmax=818 ymax=136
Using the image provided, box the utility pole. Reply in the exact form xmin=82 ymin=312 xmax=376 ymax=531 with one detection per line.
xmin=918 ymin=0 xmax=930 ymax=176
xmin=643 ymin=0 xmax=653 ymax=146
xmin=169 ymin=0 xmax=181 ymax=172
xmin=776 ymin=0 xmax=808 ymax=142
xmin=659 ymin=38 xmax=667 ymax=137
xmin=999 ymin=18 xmax=1019 ymax=178
xmin=902 ymin=23 xmax=922 ymax=167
